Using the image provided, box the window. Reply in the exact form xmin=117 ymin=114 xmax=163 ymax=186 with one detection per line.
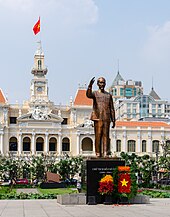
xmin=120 ymin=88 xmax=124 ymax=96
xmin=82 ymin=138 xmax=93 ymax=151
xmin=142 ymin=140 xmax=146 ymax=152
xmin=62 ymin=118 xmax=68 ymax=125
xmin=127 ymin=114 xmax=131 ymax=119
xmin=127 ymin=109 xmax=131 ymax=114
xmin=152 ymin=109 xmax=156 ymax=115
xmin=125 ymin=88 xmax=133 ymax=97
xmin=36 ymin=137 xmax=44 ymax=151
xmin=23 ymin=137 xmax=31 ymax=151
xmin=116 ymin=140 xmax=121 ymax=152
xmin=49 ymin=137 xmax=57 ymax=151
xmin=132 ymin=113 xmax=136 ymax=118
xmin=62 ymin=137 xmax=70 ymax=151
xmin=152 ymin=140 xmax=159 ymax=152
xmin=127 ymin=140 xmax=136 ymax=152
xmin=113 ymin=88 xmax=117 ymax=96
xmin=127 ymin=103 xmax=131 ymax=108
xmin=10 ymin=117 xmax=17 ymax=124
xmin=132 ymin=109 xmax=136 ymax=114
xmin=38 ymin=60 xmax=42 ymax=69
xmin=9 ymin=137 xmax=18 ymax=151
xmin=133 ymin=88 xmax=136 ymax=96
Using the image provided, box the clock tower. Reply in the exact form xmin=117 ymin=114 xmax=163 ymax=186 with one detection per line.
xmin=30 ymin=41 xmax=49 ymax=103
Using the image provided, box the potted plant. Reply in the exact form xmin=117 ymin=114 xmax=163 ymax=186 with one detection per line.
xmin=98 ymin=174 xmax=114 ymax=205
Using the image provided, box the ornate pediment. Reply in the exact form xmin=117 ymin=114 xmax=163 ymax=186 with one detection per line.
xmin=18 ymin=105 xmax=63 ymax=123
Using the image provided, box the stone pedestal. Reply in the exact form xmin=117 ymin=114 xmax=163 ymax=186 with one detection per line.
xmin=86 ymin=158 xmax=125 ymax=204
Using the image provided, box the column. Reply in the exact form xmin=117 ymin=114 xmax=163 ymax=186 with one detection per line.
xmin=147 ymin=127 xmax=152 ymax=154
xmin=76 ymin=131 xmax=80 ymax=155
xmin=111 ymin=131 xmax=116 ymax=154
xmin=136 ymin=127 xmax=141 ymax=153
xmin=58 ymin=133 xmax=62 ymax=156
xmin=31 ymin=133 xmax=35 ymax=155
xmin=122 ymin=127 xmax=127 ymax=152
xmin=160 ymin=127 xmax=165 ymax=155
xmin=18 ymin=133 xmax=22 ymax=155
xmin=45 ymin=133 xmax=48 ymax=154
xmin=0 ymin=133 xmax=4 ymax=154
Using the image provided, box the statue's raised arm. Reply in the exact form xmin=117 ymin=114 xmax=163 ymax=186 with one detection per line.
xmin=88 ymin=77 xmax=95 ymax=88
xmin=86 ymin=77 xmax=95 ymax=98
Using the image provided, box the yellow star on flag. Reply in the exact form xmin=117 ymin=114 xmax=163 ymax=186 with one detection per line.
xmin=121 ymin=178 xmax=129 ymax=186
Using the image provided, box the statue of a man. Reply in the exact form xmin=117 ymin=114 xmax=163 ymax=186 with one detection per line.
xmin=86 ymin=77 xmax=116 ymax=157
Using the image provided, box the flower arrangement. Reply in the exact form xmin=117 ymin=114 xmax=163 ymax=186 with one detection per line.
xmin=118 ymin=166 xmax=130 ymax=172
xmin=118 ymin=173 xmax=131 ymax=193
xmin=98 ymin=174 xmax=114 ymax=195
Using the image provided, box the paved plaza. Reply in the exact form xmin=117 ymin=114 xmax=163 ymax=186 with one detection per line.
xmin=0 ymin=198 xmax=169 ymax=217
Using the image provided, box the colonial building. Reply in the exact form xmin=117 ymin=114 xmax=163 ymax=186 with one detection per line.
xmin=0 ymin=43 xmax=169 ymax=159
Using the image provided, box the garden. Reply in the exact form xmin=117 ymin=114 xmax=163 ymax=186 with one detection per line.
xmin=0 ymin=151 xmax=169 ymax=200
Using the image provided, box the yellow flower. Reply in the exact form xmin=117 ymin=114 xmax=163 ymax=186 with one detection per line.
xmin=100 ymin=175 xmax=113 ymax=183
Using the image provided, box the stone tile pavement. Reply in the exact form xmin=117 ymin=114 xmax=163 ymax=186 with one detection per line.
xmin=0 ymin=198 xmax=169 ymax=217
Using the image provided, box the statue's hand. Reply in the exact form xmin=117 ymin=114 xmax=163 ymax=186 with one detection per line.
xmin=112 ymin=121 xmax=115 ymax=128
xmin=89 ymin=77 xmax=95 ymax=87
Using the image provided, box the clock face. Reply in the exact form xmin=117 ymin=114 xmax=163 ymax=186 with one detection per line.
xmin=37 ymin=86 xmax=42 ymax=92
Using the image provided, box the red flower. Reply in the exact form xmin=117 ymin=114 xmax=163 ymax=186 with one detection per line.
xmin=98 ymin=175 xmax=114 ymax=195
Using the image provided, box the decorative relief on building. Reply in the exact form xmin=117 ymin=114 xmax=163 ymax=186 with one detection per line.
xmin=78 ymin=119 xmax=94 ymax=128
xmin=31 ymin=106 xmax=49 ymax=120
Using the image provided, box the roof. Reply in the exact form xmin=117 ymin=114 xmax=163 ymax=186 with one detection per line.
xmin=74 ymin=89 xmax=92 ymax=106
xmin=0 ymin=89 xmax=7 ymax=104
xmin=116 ymin=121 xmax=170 ymax=128
xmin=149 ymin=87 xmax=161 ymax=100
xmin=111 ymin=71 xmax=125 ymax=87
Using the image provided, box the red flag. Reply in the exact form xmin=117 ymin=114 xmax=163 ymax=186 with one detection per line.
xmin=118 ymin=173 xmax=131 ymax=193
xmin=33 ymin=17 xmax=40 ymax=35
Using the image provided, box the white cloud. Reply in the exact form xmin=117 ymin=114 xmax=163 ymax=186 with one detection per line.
xmin=142 ymin=21 xmax=170 ymax=63
xmin=0 ymin=0 xmax=98 ymax=26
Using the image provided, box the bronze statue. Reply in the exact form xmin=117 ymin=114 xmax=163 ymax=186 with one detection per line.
xmin=86 ymin=77 xmax=116 ymax=158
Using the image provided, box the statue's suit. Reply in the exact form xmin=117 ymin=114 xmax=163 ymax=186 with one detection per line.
xmin=86 ymin=87 xmax=115 ymax=157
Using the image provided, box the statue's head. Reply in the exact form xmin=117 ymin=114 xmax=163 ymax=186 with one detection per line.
xmin=97 ymin=77 xmax=106 ymax=91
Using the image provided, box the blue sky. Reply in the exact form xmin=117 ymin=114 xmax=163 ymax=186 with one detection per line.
xmin=1 ymin=0 xmax=170 ymax=104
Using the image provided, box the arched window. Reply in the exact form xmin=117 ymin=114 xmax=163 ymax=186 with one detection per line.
xmin=38 ymin=60 xmax=42 ymax=69
xmin=116 ymin=140 xmax=121 ymax=152
xmin=9 ymin=137 xmax=18 ymax=151
xmin=36 ymin=137 xmax=44 ymax=151
xmin=152 ymin=140 xmax=159 ymax=152
xmin=142 ymin=140 xmax=146 ymax=152
xmin=82 ymin=137 xmax=93 ymax=151
xmin=23 ymin=137 xmax=31 ymax=151
xmin=127 ymin=140 xmax=136 ymax=152
xmin=49 ymin=137 xmax=57 ymax=151
xmin=62 ymin=137 xmax=70 ymax=151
